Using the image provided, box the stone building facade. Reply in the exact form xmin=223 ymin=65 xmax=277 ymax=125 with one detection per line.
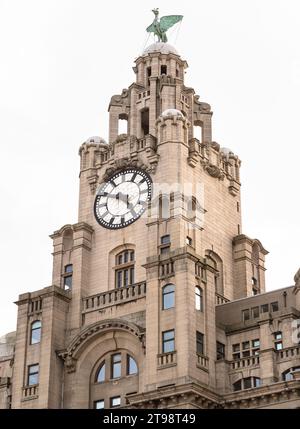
xmin=0 ymin=41 xmax=299 ymax=409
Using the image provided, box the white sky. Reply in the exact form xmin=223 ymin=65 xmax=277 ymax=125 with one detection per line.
xmin=0 ymin=0 xmax=299 ymax=337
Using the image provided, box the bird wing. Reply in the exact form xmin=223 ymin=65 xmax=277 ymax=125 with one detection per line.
xmin=146 ymin=22 xmax=156 ymax=33
xmin=159 ymin=15 xmax=183 ymax=33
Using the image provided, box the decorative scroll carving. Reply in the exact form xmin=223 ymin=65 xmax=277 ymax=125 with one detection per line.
xmin=194 ymin=95 xmax=211 ymax=113
xmin=109 ymin=88 xmax=130 ymax=107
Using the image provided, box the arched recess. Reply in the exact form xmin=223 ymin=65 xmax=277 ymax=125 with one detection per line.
xmin=193 ymin=119 xmax=203 ymax=143
xmin=205 ymin=250 xmax=224 ymax=295
xmin=62 ymin=228 xmax=73 ymax=251
xmin=60 ymin=319 xmax=145 ymax=409
xmin=118 ymin=113 xmax=128 ymax=135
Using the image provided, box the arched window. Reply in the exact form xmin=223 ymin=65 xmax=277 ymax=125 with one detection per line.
xmin=233 ymin=377 xmax=261 ymax=391
xmin=162 ymin=284 xmax=175 ymax=310
xmin=195 ymin=286 xmax=203 ymax=311
xmin=30 ymin=320 xmax=41 ymax=344
xmin=115 ymin=250 xmax=135 ymax=288
xmin=96 ymin=361 xmax=106 ymax=383
xmin=127 ymin=355 xmax=138 ymax=375
xmin=205 ymin=250 xmax=224 ymax=296
xmin=282 ymin=367 xmax=300 ymax=381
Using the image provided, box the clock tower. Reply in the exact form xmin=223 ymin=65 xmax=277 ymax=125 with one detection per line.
xmin=9 ymin=38 xmax=300 ymax=410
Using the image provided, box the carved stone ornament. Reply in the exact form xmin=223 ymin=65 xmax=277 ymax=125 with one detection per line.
xmin=201 ymin=160 xmax=225 ymax=180
xmin=194 ymin=95 xmax=211 ymax=113
xmin=65 ymin=355 xmax=77 ymax=373
xmin=109 ymin=89 xmax=129 ymax=107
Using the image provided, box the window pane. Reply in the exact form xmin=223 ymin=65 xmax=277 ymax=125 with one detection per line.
xmin=162 ymin=330 xmax=175 ymax=353
xmin=97 ymin=362 xmax=105 ymax=383
xmin=195 ymin=286 xmax=202 ymax=311
xmin=160 ymin=246 xmax=170 ymax=255
xmin=242 ymin=309 xmax=250 ymax=321
xmin=217 ymin=342 xmax=225 ymax=360
xmin=111 ymin=396 xmax=121 ymax=408
xmin=28 ymin=365 xmax=39 ymax=386
xmin=65 ymin=264 xmax=73 ymax=273
xmin=95 ymin=400 xmax=104 ymax=409
xmin=233 ymin=380 xmax=242 ymax=391
xmin=254 ymin=377 xmax=261 ymax=387
xmin=31 ymin=326 xmax=41 ymax=344
xmin=163 ymin=285 xmax=175 ymax=310
xmin=261 ymin=304 xmax=269 ymax=313
xmin=196 ymin=332 xmax=204 ymax=355
xmin=271 ymin=302 xmax=279 ymax=312
xmin=112 ymin=354 xmax=121 ymax=378
xmin=275 ymin=342 xmax=283 ymax=350
xmin=242 ymin=341 xmax=250 ymax=350
xmin=127 ymin=356 xmax=138 ymax=375
xmin=124 ymin=251 xmax=129 ymax=263
xmin=244 ymin=377 xmax=252 ymax=389
xmin=274 ymin=332 xmax=282 ymax=340
xmin=117 ymin=271 xmax=122 ymax=288
xmin=232 ymin=344 xmax=240 ymax=352
xmin=252 ymin=339 xmax=260 ymax=348
xmin=130 ymin=251 xmax=134 ymax=261
xmin=124 ymin=269 xmax=129 ymax=286
xmin=117 ymin=254 xmax=122 ymax=265
xmin=130 ymin=267 xmax=134 ymax=285
xmin=252 ymin=307 xmax=259 ymax=318
xmin=161 ymin=235 xmax=170 ymax=245
xmin=64 ymin=275 xmax=72 ymax=290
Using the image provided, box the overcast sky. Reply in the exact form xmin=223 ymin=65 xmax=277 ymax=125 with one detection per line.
xmin=0 ymin=0 xmax=299 ymax=337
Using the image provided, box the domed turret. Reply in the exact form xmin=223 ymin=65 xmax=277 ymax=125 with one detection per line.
xmin=161 ymin=108 xmax=184 ymax=118
xmin=85 ymin=136 xmax=108 ymax=147
xmin=143 ymin=42 xmax=179 ymax=56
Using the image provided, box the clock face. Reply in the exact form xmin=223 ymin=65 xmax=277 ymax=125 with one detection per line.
xmin=94 ymin=168 xmax=152 ymax=229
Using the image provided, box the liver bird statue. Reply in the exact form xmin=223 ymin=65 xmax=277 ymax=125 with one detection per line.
xmin=146 ymin=8 xmax=183 ymax=43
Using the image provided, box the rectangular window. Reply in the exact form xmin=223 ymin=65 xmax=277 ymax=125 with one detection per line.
xmin=116 ymin=271 xmax=122 ymax=288
xmin=242 ymin=341 xmax=250 ymax=350
xmin=161 ymin=65 xmax=167 ymax=75
xmin=162 ymin=330 xmax=175 ymax=353
xmin=252 ymin=306 xmax=259 ymax=318
xmin=261 ymin=304 xmax=269 ymax=313
xmin=274 ymin=332 xmax=282 ymax=340
xmin=64 ymin=275 xmax=72 ymax=291
xmin=254 ymin=377 xmax=262 ymax=387
xmin=271 ymin=302 xmax=279 ymax=312
xmin=232 ymin=344 xmax=240 ymax=353
xmin=123 ymin=269 xmax=129 ymax=287
xmin=252 ymin=339 xmax=260 ymax=348
xmin=161 ymin=235 xmax=170 ymax=245
xmin=111 ymin=354 xmax=121 ymax=379
xmin=110 ymin=396 xmax=121 ymax=408
xmin=186 ymin=236 xmax=192 ymax=246
xmin=28 ymin=364 xmax=39 ymax=386
xmin=124 ymin=251 xmax=129 ymax=263
xmin=244 ymin=377 xmax=252 ymax=389
xmin=242 ymin=309 xmax=250 ymax=322
xmin=275 ymin=341 xmax=283 ymax=351
xmin=160 ymin=246 xmax=170 ymax=255
xmin=216 ymin=342 xmax=225 ymax=360
xmin=130 ymin=267 xmax=134 ymax=284
xmin=242 ymin=350 xmax=250 ymax=358
xmin=196 ymin=331 xmax=204 ymax=355
xmin=94 ymin=400 xmax=104 ymax=409
xmin=233 ymin=353 xmax=240 ymax=360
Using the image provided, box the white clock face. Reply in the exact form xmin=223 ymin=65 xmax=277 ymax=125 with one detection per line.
xmin=94 ymin=168 xmax=152 ymax=229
